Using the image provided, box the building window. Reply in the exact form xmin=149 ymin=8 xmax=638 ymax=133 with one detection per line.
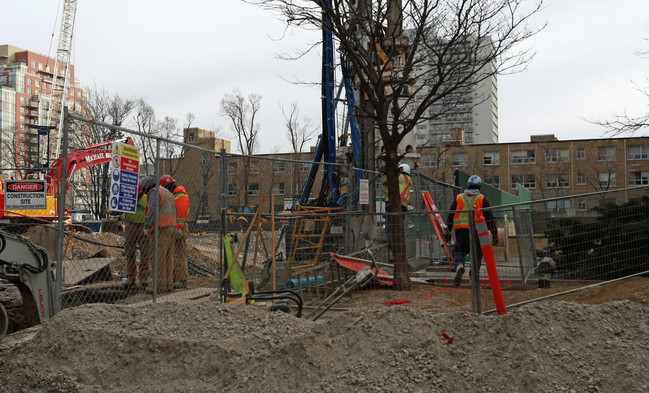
xmin=227 ymin=162 xmax=237 ymax=175
xmin=272 ymin=161 xmax=285 ymax=174
xmin=598 ymin=172 xmax=617 ymax=188
xmin=577 ymin=199 xmax=587 ymax=211
xmin=628 ymin=171 xmax=649 ymax=186
xmin=451 ymin=152 xmax=467 ymax=167
xmin=272 ymin=182 xmax=285 ymax=195
xmin=510 ymin=149 xmax=536 ymax=164
xmin=201 ymin=198 xmax=209 ymax=211
xmin=546 ymin=174 xmax=570 ymax=188
xmin=484 ymin=175 xmax=500 ymax=188
xmin=483 ymin=151 xmax=500 ymax=166
xmin=545 ymin=148 xmax=570 ymax=163
xmin=294 ymin=182 xmax=304 ymax=195
xmin=511 ymin=175 xmax=536 ymax=189
xmin=597 ymin=146 xmax=616 ymax=161
xmin=202 ymin=175 xmax=208 ymax=187
xmin=27 ymin=88 xmax=32 ymax=94
xmin=248 ymin=183 xmax=260 ymax=196
xmin=201 ymin=152 xmax=209 ymax=166
xmin=188 ymin=133 xmax=195 ymax=143
xmin=31 ymin=60 xmax=36 ymax=68
xmin=249 ymin=167 xmax=259 ymax=175
xmin=35 ymin=80 xmax=40 ymax=87
xmin=626 ymin=145 xmax=649 ymax=160
xmin=420 ymin=153 xmax=439 ymax=167
xmin=300 ymin=163 xmax=310 ymax=172
xmin=577 ymin=172 xmax=587 ymax=186
xmin=27 ymin=78 xmax=32 ymax=85
xmin=227 ymin=184 xmax=238 ymax=196
xmin=546 ymin=199 xmax=571 ymax=211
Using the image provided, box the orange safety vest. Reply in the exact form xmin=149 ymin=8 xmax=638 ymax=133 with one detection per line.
xmin=173 ymin=185 xmax=190 ymax=229
xmin=385 ymin=174 xmax=412 ymax=208
xmin=145 ymin=186 xmax=177 ymax=233
xmin=453 ymin=193 xmax=485 ymax=230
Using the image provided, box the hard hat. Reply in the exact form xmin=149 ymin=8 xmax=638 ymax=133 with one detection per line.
xmin=398 ymin=163 xmax=411 ymax=175
xmin=141 ymin=176 xmax=156 ymax=193
xmin=467 ymin=175 xmax=483 ymax=187
xmin=159 ymin=174 xmax=175 ymax=187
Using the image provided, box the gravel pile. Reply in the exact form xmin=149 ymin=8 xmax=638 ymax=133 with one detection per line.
xmin=1 ymin=299 xmax=647 ymax=392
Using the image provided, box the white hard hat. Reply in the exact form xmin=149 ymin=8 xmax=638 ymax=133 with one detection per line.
xmin=467 ymin=175 xmax=483 ymax=186
xmin=399 ymin=163 xmax=411 ymax=175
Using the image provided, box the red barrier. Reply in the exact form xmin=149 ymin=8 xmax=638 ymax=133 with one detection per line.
xmin=474 ymin=206 xmax=507 ymax=315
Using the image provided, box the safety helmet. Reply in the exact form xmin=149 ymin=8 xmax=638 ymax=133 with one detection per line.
xmin=398 ymin=163 xmax=411 ymax=175
xmin=141 ymin=176 xmax=156 ymax=193
xmin=159 ymin=174 xmax=175 ymax=187
xmin=467 ymin=175 xmax=483 ymax=187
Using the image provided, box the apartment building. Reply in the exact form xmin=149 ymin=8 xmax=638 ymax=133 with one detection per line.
xmin=0 ymin=44 xmax=85 ymax=171
xmin=409 ymin=33 xmax=499 ymax=147
xmin=417 ymin=134 xmax=649 ymax=210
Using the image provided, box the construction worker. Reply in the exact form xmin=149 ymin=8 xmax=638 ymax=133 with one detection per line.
xmin=160 ymin=175 xmax=190 ymax=289
xmin=384 ymin=163 xmax=412 ymax=261
xmin=141 ymin=176 xmax=177 ymax=293
xmin=123 ymin=180 xmax=149 ymax=289
xmin=446 ymin=175 xmax=498 ymax=287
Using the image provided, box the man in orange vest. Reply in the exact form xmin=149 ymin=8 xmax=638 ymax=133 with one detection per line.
xmin=141 ymin=176 xmax=177 ymax=293
xmin=384 ymin=163 xmax=412 ymax=262
xmin=160 ymin=175 xmax=191 ymax=289
xmin=446 ymin=175 xmax=498 ymax=287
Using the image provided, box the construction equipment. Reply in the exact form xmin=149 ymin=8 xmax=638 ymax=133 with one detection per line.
xmin=0 ymin=138 xmax=134 ymax=226
xmin=0 ymin=230 xmax=55 ymax=342
xmin=422 ymin=191 xmax=454 ymax=267
xmin=46 ymin=0 xmax=78 ymax=161
xmin=307 ymin=248 xmax=379 ymax=321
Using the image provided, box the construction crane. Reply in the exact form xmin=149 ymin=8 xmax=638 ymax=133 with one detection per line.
xmin=45 ymin=0 xmax=78 ymax=163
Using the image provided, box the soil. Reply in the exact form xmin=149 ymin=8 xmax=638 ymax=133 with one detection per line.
xmin=2 ymin=231 xmax=649 ymax=392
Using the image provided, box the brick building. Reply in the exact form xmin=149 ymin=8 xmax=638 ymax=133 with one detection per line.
xmin=417 ymin=134 xmax=649 ymax=211
xmin=0 ymin=44 xmax=85 ymax=171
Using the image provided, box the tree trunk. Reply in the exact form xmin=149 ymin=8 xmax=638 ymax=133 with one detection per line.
xmin=384 ymin=151 xmax=411 ymax=290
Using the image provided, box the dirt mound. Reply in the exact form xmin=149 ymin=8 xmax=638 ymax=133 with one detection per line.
xmin=1 ymin=300 xmax=648 ymax=392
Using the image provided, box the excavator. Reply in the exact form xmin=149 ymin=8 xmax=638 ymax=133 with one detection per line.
xmin=0 ymin=230 xmax=54 ymax=341
xmin=0 ymin=137 xmax=135 ymax=229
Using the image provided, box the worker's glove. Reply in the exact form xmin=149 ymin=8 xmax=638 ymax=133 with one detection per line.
xmin=491 ymin=232 xmax=499 ymax=246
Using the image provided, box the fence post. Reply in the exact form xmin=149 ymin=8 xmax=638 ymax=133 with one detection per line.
xmin=219 ymin=149 xmax=227 ymax=302
xmin=152 ymin=139 xmax=161 ymax=302
xmin=468 ymin=209 xmax=481 ymax=313
xmin=54 ymin=107 xmax=71 ymax=314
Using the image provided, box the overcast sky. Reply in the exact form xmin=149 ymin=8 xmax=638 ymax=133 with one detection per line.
xmin=5 ymin=0 xmax=649 ymax=153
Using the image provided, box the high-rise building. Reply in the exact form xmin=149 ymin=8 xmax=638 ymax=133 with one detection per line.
xmin=410 ymin=36 xmax=499 ymax=147
xmin=0 ymin=44 xmax=85 ymax=172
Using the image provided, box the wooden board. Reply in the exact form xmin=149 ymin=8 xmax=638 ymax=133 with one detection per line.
xmin=62 ymin=258 xmax=114 ymax=286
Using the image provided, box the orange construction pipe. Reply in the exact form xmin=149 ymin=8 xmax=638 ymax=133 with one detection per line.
xmin=474 ymin=206 xmax=507 ymax=315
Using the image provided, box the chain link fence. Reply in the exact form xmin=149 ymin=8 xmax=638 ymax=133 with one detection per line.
xmin=2 ymin=109 xmax=649 ymax=338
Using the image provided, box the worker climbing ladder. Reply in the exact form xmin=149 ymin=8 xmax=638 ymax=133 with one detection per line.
xmin=422 ymin=191 xmax=453 ymax=267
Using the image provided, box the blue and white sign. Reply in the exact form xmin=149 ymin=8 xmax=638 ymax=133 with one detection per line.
xmin=108 ymin=142 xmax=140 ymax=213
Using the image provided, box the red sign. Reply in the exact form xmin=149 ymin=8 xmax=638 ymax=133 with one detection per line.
xmin=7 ymin=182 xmax=45 ymax=192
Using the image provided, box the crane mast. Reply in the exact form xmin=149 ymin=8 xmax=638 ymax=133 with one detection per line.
xmin=45 ymin=0 xmax=78 ymax=163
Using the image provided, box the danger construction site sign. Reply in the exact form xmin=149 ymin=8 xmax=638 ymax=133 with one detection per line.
xmin=4 ymin=179 xmax=47 ymax=210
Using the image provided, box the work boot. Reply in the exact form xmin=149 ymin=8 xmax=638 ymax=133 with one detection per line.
xmin=454 ymin=264 xmax=465 ymax=288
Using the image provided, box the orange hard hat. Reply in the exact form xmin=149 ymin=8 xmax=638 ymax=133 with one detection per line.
xmin=159 ymin=174 xmax=175 ymax=187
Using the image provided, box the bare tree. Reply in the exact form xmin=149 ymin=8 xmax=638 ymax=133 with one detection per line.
xmin=73 ymin=88 xmax=137 ymax=219
xmin=281 ymin=100 xmax=317 ymax=204
xmin=220 ymin=88 xmax=262 ymax=206
xmin=249 ymin=0 xmax=544 ymax=289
